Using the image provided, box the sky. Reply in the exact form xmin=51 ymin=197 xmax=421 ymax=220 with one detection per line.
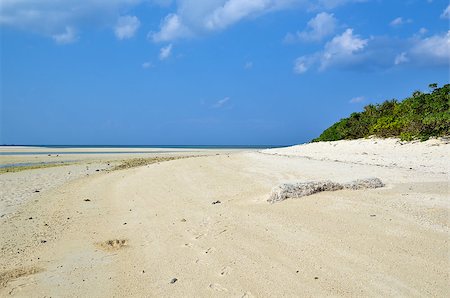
xmin=1 ymin=0 xmax=449 ymax=145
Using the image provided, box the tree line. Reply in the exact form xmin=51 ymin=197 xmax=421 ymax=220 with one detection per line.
xmin=313 ymin=83 xmax=450 ymax=142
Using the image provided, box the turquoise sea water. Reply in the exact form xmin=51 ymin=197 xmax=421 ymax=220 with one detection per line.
xmin=0 ymin=145 xmax=284 ymax=156
xmin=2 ymin=145 xmax=282 ymax=149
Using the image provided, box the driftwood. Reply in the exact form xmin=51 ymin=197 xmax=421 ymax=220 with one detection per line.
xmin=268 ymin=178 xmax=384 ymax=203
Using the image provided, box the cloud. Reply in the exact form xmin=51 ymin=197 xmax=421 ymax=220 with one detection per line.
xmin=150 ymin=0 xmax=365 ymax=42
xmin=142 ymin=61 xmax=153 ymax=69
xmin=319 ymin=28 xmax=368 ymax=69
xmin=203 ymin=0 xmax=291 ymax=31
xmin=417 ymin=27 xmax=428 ymax=36
xmin=52 ymin=26 xmax=78 ymax=44
xmin=0 ymin=0 xmax=147 ymax=44
xmin=293 ymin=29 xmax=368 ymax=73
xmin=244 ymin=61 xmax=253 ymax=69
xmin=150 ymin=13 xmax=192 ymax=42
xmin=310 ymin=0 xmax=368 ymax=10
xmin=0 ymin=1 xmax=143 ymax=37
xmin=287 ymin=12 xmax=337 ymax=42
xmin=0 ymin=0 xmax=367 ymax=43
xmin=151 ymin=0 xmax=286 ymax=42
xmin=294 ymin=29 xmax=450 ymax=74
xmin=394 ymin=52 xmax=408 ymax=65
xmin=441 ymin=4 xmax=450 ymax=19
xmin=151 ymin=0 xmax=292 ymax=41
xmin=159 ymin=44 xmax=173 ymax=60
xmin=390 ymin=17 xmax=412 ymax=27
xmin=349 ymin=96 xmax=365 ymax=103
xmin=409 ymin=31 xmax=450 ymax=66
xmin=301 ymin=12 xmax=337 ymax=41
xmin=114 ymin=15 xmax=140 ymax=40
xmin=294 ymin=56 xmax=310 ymax=73
xmin=213 ymin=96 xmax=230 ymax=108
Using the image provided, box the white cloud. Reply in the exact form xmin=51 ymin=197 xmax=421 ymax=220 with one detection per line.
xmin=390 ymin=17 xmax=412 ymax=27
xmin=151 ymin=13 xmax=192 ymax=42
xmin=410 ymin=31 xmax=450 ymax=66
xmin=325 ymin=29 xmax=367 ymax=54
xmin=283 ymin=32 xmax=296 ymax=43
xmin=441 ymin=4 xmax=450 ymax=19
xmin=320 ymin=28 xmax=368 ymax=69
xmin=294 ymin=29 xmax=450 ymax=74
xmin=301 ymin=12 xmax=337 ymax=41
xmin=310 ymin=0 xmax=368 ymax=10
xmin=159 ymin=44 xmax=173 ymax=60
xmin=1 ymin=1 xmax=146 ymax=32
xmin=142 ymin=61 xmax=153 ymax=69
xmin=0 ymin=0 xmax=368 ymax=43
xmin=390 ymin=17 xmax=402 ymax=26
xmin=213 ymin=96 xmax=230 ymax=108
xmin=394 ymin=52 xmax=408 ymax=65
xmin=114 ymin=15 xmax=140 ymax=40
xmin=151 ymin=0 xmax=291 ymax=41
xmin=204 ymin=0 xmax=283 ymax=31
xmin=294 ymin=57 xmax=310 ymax=73
xmin=0 ymin=1 xmax=143 ymax=35
xmin=150 ymin=0 xmax=365 ymax=42
xmin=417 ymin=27 xmax=428 ymax=36
xmin=52 ymin=26 xmax=78 ymax=44
xmin=349 ymin=96 xmax=365 ymax=103
xmin=286 ymin=12 xmax=337 ymax=43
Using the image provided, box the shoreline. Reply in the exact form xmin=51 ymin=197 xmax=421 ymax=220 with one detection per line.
xmin=0 ymin=147 xmax=251 ymax=166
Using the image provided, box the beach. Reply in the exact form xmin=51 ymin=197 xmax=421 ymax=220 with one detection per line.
xmin=0 ymin=139 xmax=449 ymax=297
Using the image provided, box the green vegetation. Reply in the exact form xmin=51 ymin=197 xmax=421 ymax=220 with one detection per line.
xmin=1 ymin=156 xmax=198 ymax=174
xmin=0 ymin=162 xmax=73 ymax=174
xmin=111 ymin=156 xmax=195 ymax=171
xmin=313 ymin=83 xmax=450 ymax=142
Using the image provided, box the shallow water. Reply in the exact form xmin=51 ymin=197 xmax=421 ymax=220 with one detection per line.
xmin=0 ymin=151 xmax=181 ymax=156
xmin=0 ymin=161 xmax=74 ymax=168
xmin=0 ymin=145 xmax=281 ymax=155
xmin=2 ymin=145 xmax=280 ymax=149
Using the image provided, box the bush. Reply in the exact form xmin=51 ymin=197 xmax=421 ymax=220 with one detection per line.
xmin=313 ymin=83 xmax=450 ymax=142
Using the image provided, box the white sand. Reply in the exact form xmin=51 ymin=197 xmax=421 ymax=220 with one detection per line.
xmin=263 ymin=137 xmax=449 ymax=174
xmin=0 ymin=163 xmax=112 ymax=218
xmin=0 ymin=140 xmax=449 ymax=297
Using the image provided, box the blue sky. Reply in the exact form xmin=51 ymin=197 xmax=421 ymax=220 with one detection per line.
xmin=1 ymin=0 xmax=449 ymax=145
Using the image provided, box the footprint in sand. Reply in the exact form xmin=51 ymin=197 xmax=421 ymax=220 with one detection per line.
xmin=195 ymin=258 xmax=209 ymax=265
xmin=96 ymin=239 xmax=128 ymax=251
xmin=0 ymin=267 xmax=43 ymax=288
xmin=209 ymin=283 xmax=228 ymax=292
xmin=194 ymin=233 xmax=206 ymax=240
xmin=204 ymin=247 xmax=216 ymax=254
xmin=220 ymin=266 xmax=232 ymax=276
xmin=186 ymin=229 xmax=207 ymax=240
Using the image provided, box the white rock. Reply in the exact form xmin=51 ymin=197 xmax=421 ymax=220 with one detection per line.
xmin=268 ymin=178 xmax=384 ymax=203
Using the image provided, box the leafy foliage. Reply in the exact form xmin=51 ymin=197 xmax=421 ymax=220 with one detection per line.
xmin=313 ymin=84 xmax=450 ymax=142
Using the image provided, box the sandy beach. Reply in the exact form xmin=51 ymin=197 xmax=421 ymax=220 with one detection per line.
xmin=0 ymin=139 xmax=449 ymax=297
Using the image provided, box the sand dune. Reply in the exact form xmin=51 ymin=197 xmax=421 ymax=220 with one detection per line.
xmin=0 ymin=140 xmax=449 ymax=297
